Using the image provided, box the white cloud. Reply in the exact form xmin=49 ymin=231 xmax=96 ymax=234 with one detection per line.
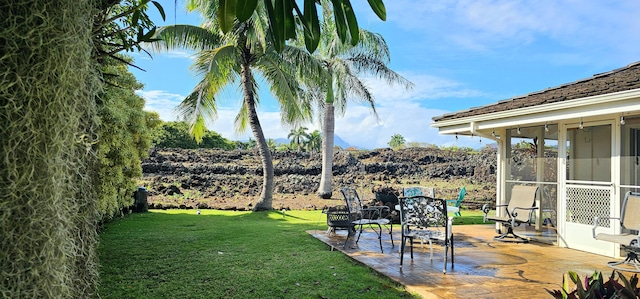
xmin=137 ymin=73 xmax=488 ymax=149
xmin=458 ymin=1 xmax=558 ymax=41
xmin=134 ymin=46 xmax=192 ymax=58
xmin=136 ymin=90 xmax=184 ymax=121
xmin=327 ymin=72 xmax=487 ymax=149
xmin=161 ymin=50 xmax=195 ymax=59
xmin=364 ymin=73 xmax=485 ymax=104
xmin=382 ymin=0 xmax=640 ymax=63
xmin=137 ymin=89 xmax=319 ymax=142
xmin=334 ymin=102 xmax=480 ymax=149
xmin=202 ymin=109 xmax=324 ymax=143
xmin=133 ymin=43 xmax=196 ymax=61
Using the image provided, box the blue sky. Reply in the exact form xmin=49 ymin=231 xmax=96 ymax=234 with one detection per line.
xmin=132 ymin=0 xmax=640 ymax=149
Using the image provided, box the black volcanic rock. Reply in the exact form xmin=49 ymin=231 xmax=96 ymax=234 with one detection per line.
xmin=141 ymin=147 xmax=499 ymax=210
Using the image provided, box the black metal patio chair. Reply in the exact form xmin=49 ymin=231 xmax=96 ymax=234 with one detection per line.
xmin=341 ymin=187 xmax=393 ymax=253
xmin=399 ymin=195 xmax=454 ymax=274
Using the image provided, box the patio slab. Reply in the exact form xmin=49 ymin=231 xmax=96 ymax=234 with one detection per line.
xmin=308 ymin=224 xmax=618 ymax=298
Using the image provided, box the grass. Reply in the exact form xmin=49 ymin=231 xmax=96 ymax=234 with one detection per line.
xmin=98 ymin=210 xmax=417 ymax=298
xmin=452 ymin=209 xmax=495 ymax=225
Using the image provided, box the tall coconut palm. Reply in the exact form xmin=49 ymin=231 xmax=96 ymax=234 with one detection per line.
xmin=309 ymin=4 xmax=413 ymax=198
xmin=288 ymin=126 xmax=310 ymax=152
xmin=150 ymin=0 xmax=321 ymax=210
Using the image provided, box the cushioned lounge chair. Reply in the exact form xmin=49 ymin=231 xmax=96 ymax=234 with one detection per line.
xmin=592 ymin=191 xmax=640 ymax=272
xmin=482 ymin=185 xmax=539 ymax=243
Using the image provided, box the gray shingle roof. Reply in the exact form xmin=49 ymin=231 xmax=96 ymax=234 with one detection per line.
xmin=433 ymin=61 xmax=640 ymax=122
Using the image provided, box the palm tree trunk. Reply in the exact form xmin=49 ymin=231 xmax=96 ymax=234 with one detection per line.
xmin=317 ymin=103 xmax=335 ymax=199
xmin=239 ymin=51 xmax=274 ymax=211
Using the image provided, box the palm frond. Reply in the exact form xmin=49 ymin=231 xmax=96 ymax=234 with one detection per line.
xmin=174 ymin=44 xmax=244 ymax=139
xmin=190 ymin=44 xmax=240 ymax=78
xmin=235 ymin=97 xmax=250 ymax=133
xmin=282 ymin=46 xmax=329 ymax=88
xmin=175 ymin=77 xmax=218 ymax=131
xmin=347 ymin=54 xmax=413 ymax=89
xmin=345 ymin=30 xmax=390 ymax=63
xmin=256 ymin=49 xmax=312 ymax=127
xmin=186 ymin=0 xmax=218 ymax=23
xmin=329 ymin=59 xmax=354 ymax=108
xmin=281 ymin=37 xmax=331 ymax=115
xmin=150 ymin=25 xmax=221 ymax=52
xmin=296 ymin=0 xmax=409 ymax=125
xmin=188 ymin=47 xmax=240 ymax=120
xmin=345 ymin=76 xmax=377 ymax=117
xmin=190 ymin=115 xmax=208 ymax=143
xmin=245 ymin=3 xmax=271 ymax=52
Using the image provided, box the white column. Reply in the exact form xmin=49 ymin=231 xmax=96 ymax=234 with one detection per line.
xmin=497 ymin=129 xmax=509 ymax=233
xmin=535 ymin=127 xmax=545 ymax=230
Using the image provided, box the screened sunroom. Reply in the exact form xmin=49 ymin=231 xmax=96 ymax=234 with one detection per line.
xmin=432 ymin=62 xmax=640 ymax=257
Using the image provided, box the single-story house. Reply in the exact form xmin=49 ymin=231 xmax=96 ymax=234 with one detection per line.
xmin=431 ymin=61 xmax=640 ymax=258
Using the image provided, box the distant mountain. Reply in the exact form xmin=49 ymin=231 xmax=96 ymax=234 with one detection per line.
xmin=333 ymin=135 xmax=352 ymax=149
xmin=273 ymin=138 xmax=289 ymax=145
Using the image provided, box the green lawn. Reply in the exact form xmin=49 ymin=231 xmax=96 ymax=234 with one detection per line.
xmin=451 ymin=209 xmax=494 ymax=225
xmin=98 ymin=210 xmax=417 ymax=298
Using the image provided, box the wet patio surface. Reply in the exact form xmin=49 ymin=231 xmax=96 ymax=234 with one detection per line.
xmin=308 ymin=224 xmax=617 ymax=298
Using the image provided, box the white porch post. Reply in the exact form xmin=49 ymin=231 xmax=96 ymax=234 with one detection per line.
xmin=535 ymin=127 xmax=545 ymax=230
xmin=557 ymin=122 xmax=567 ymax=247
xmin=497 ymin=129 xmax=509 ymax=231
xmin=613 ymin=116 xmax=622 ymax=257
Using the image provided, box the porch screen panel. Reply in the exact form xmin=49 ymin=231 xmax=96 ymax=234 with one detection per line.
xmin=566 ymin=125 xmax=611 ymax=182
xmin=508 ymin=125 xmax=558 ymax=182
xmin=507 ymin=124 xmax=558 ymax=225
xmin=621 ymin=116 xmax=640 ymax=193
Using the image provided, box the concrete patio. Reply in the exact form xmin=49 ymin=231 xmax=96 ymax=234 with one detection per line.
xmin=309 ymin=224 xmax=618 ymax=298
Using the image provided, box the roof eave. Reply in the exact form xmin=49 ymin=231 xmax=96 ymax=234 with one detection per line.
xmin=431 ymin=88 xmax=640 ymax=134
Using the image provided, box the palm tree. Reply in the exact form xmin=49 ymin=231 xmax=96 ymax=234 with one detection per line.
xmin=276 ymin=142 xmax=295 ymax=151
xmin=307 ymin=4 xmax=413 ymax=198
xmin=288 ymin=126 xmax=310 ymax=152
xmin=306 ymin=130 xmax=322 ymax=153
xmin=247 ymin=138 xmax=257 ymax=149
xmin=388 ymin=133 xmax=406 ymax=150
xmin=266 ymin=138 xmax=277 ymax=152
xmin=151 ymin=1 xmax=321 ymax=211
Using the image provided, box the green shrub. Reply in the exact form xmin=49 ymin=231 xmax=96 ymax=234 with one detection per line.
xmin=96 ymin=56 xmax=154 ymax=220
xmin=151 ymin=121 xmax=236 ymax=149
